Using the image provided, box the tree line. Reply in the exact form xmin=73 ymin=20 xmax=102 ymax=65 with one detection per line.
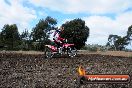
xmin=0 ymin=16 xmax=89 ymax=51
xmin=107 ymin=25 xmax=132 ymax=51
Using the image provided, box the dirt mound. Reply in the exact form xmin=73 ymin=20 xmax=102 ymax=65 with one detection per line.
xmin=0 ymin=53 xmax=132 ymax=88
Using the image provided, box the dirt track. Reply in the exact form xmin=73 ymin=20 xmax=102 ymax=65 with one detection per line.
xmin=0 ymin=52 xmax=132 ymax=88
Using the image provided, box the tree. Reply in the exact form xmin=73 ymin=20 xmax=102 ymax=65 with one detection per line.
xmin=21 ymin=29 xmax=30 ymax=40
xmin=115 ymin=36 xmax=129 ymax=50
xmin=107 ymin=35 xmax=129 ymax=51
xmin=107 ymin=34 xmax=119 ymax=50
xmin=20 ymin=29 xmax=30 ymax=50
xmin=107 ymin=25 xmax=132 ymax=51
xmin=0 ymin=32 xmax=4 ymax=49
xmin=0 ymin=24 xmax=21 ymax=50
xmin=126 ymin=25 xmax=132 ymax=46
xmin=31 ymin=16 xmax=57 ymax=50
xmin=61 ymin=19 xmax=89 ymax=49
xmin=127 ymin=25 xmax=132 ymax=39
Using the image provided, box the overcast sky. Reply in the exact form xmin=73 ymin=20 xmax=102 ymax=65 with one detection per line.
xmin=0 ymin=0 xmax=132 ymax=46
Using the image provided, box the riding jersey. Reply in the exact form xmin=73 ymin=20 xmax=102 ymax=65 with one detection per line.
xmin=53 ymin=29 xmax=64 ymax=44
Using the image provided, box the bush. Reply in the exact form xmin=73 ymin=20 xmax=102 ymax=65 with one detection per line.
xmin=81 ymin=45 xmax=97 ymax=52
xmin=88 ymin=47 xmax=98 ymax=52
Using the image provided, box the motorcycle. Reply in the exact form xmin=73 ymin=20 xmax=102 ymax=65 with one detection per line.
xmin=45 ymin=39 xmax=77 ymax=58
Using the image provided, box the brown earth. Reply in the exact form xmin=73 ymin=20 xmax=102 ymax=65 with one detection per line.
xmin=0 ymin=51 xmax=132 ymax=88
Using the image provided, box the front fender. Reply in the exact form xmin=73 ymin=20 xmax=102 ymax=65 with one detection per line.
xmin=63 ymin=44 xmax=74 ymax=48
xmin=45 ymin=45 xmax=57 ymax=51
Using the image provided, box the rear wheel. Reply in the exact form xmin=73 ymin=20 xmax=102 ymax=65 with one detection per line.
xmin=45 ymin=47 xmax=54 ymax=58
xmin=67 ymin=47 xmax=77 ymax=57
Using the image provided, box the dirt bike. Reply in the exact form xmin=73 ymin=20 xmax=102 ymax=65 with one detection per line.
xmin=45 ymin=39 xmax=77 ymax=58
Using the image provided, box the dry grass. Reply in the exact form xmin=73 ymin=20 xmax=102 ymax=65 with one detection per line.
xmin=0 ymin=50 xmax=132 ymax=57
xmin=78 ymin=50 xmax=132 ymax=57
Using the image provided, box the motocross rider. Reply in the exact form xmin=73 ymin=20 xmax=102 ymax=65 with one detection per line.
xmin=53 ymin=26 xmax=65 ymax=53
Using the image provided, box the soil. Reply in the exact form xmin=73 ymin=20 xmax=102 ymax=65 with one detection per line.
xmin=0 ymin=52 xmax=132 ymax=88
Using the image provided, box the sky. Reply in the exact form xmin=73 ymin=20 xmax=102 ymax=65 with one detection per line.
xmin=0 ymin=0 xmax=132 ymax=48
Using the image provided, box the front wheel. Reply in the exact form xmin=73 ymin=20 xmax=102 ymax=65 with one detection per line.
xmin=67 ymin=47 xmax=77 ymax=57
xmin=45 ymin=47 xmax=54 ymax=58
